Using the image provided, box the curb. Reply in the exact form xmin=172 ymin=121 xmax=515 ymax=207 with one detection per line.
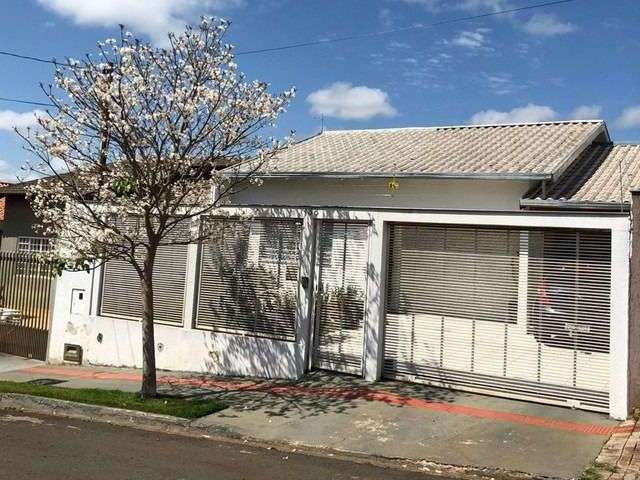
xmin=0 ymin=393 xmax=561 ymax=480
xmin=0 ymin=392 xmax=234 ymax=437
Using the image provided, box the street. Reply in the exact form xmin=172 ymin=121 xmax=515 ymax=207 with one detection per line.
xmin=0 ymin=410 xmax=440 ymax=480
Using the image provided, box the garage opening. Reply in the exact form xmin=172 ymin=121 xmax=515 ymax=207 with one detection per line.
xmin=383 ymin=223 xmax=611 ymax=412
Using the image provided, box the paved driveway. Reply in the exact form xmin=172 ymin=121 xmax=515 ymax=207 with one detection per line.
xmin=192 ymin=373 xmax=618 ymax=478
xmin=0 ymin=359 xmax=620 ymax=479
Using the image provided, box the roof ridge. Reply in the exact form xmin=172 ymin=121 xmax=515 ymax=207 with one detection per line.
xmin=323 ymin=120 xmax=604 ymax=134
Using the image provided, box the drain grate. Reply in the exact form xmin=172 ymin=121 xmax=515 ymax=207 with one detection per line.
xmin=26 ymin=378 xmax=67 ymax=386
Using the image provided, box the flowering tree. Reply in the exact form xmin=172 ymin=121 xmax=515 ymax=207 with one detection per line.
xmin=18 ymin=18 xmax=295 ymax=398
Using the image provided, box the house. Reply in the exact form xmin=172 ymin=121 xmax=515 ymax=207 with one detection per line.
xmin=40 ymin=120 xmax=640 ymax=419
xmin=0 ymin=180 xmax=55 ymax=361
xmin=0 ymin=180 xmax=51 ymax=253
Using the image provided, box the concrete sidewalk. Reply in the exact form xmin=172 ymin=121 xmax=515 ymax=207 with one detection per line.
xmin=0 ymin=360 xmax=621 ymax=479
xmin=0 ymin=353 xmax=42 ymax=373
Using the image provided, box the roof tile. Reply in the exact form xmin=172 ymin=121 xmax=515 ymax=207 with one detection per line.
xmin=524 ymin=143 xmax=640 ymax=204
xmin=266 ymin=121 xmax=605 ymax=178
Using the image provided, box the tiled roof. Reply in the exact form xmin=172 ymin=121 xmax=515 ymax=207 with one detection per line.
xmin=264 ymin=121 xmax=606 ymax=178
xmin=0 ymin=178 xmax=41 ymax=195
xmin=523 ymin=143 xmax=640 ymax=207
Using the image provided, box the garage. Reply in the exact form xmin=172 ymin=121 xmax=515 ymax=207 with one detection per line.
xmin=383 ymin=223 xmax=612 ymax=412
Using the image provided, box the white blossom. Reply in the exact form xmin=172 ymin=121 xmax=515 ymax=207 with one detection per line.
xmin=19 ymin=17 xmax=295 ymax=271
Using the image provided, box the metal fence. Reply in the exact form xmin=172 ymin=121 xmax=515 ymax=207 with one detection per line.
xmin=0 ymin=251 xmax=55 ymax=360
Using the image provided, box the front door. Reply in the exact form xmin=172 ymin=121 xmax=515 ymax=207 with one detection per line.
xmin=312 ymin=221 xmax=369 ymax=375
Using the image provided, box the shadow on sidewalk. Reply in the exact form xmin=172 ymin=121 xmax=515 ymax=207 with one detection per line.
xmin=160 ymin=370 xmax=462 ymax=420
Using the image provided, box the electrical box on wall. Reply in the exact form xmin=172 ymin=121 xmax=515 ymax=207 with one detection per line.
xmin=70 ymin=289 xmax=85 ymax=315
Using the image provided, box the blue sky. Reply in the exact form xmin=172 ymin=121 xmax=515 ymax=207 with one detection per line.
xmin=0 ymin=0 xmax=638 ymax=181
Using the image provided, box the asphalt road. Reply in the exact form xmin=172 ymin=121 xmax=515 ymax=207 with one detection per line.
xmin=0 ymin=410 xmax=442 ymax=480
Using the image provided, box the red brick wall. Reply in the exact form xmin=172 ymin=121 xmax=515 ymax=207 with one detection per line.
xmin=0 ymin=182 xmax=8 ymax=221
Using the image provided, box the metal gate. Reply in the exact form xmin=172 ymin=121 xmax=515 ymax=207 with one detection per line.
xmin=0 ymin=252 xmax=55 ymax=360
xmin=313 ymin=221 xmax=370 ymax=375
xmin=383 ymin=223 xmax=611 ymax=412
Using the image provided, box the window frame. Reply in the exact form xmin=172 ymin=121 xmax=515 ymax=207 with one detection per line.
xmin=15 ymin=236 xmax=52 ymax=278
xmin=16 ymin=236 xmax=51 ymax=254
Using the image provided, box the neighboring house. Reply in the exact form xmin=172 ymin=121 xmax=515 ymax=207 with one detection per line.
xmin=41 ymin=120 xmax=640 ymax=419
xmin=0 ymin=180 xmax=55 ymax=361
xmin=0 ymin=180 xmax=51 ymax=253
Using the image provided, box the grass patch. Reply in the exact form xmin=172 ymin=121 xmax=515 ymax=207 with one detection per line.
xmin=0 ymin=380 xmax=226 ymax=419
xmin=580 ymin=462 xmax=618 ymax=480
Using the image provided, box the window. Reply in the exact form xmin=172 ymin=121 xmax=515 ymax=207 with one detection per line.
xmin=526 ymin=229 xmax=611 ymax=353
xmin=386 ymin=224 xmax=521 ymax=323
xmin=194 ymin=218 xmax=302 ymax=341
xmin=99 ymin=220 xmax=190 ymax=326
xmin=17 ymin=237 xmax=51 ymax=253
xmin=15 ymin=237 xmax=52 ymax=276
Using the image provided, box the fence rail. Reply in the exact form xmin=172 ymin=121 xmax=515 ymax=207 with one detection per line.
xmin=0 ymin=251 xmax=55 ymax=360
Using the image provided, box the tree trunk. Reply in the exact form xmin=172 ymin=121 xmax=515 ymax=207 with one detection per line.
xmin=140 ymin=249 xmax=157 ymax=399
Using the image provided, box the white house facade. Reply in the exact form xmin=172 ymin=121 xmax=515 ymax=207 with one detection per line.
xmin=46 ymin=120 xmax=640 ymax=420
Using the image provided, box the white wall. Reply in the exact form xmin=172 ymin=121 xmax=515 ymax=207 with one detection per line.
xmin=46 ymin=213 xmax=316 ymax=380
xmin=48 ymin=311 xmax=304 ymax=378
xmin=231 ymin=177 xmax=535 ymax=211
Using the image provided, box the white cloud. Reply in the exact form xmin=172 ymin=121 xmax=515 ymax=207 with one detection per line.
xmin=307 ymin=82 xmax=397 ymax=121
xmin=379 ymin=7 xmax=394 ymax=29
xmin=388 ymin=40 xmax=410 ymax=49
xmin=570 ymin=105 xmax=602 ymax=120
xmin=0 ymin=110 xmax=44 ymax=131
xmin=484 ymin=73 xmax=518 ymax=95
xmin=399 ymin=0 xmax=511 ymax=12
xmin=452 ymin=29 xmax=489 ymax=49
xmin=617 ymin=106 xmax=640 ymax=129
xmin=456 ymin=0 xmax=512 ymax=12
xmin=522 ymin=13 xmax=576 ymax=36
xmin=37 ymin=0 xmax=243 ymax=45
xmin=398 ymin=0 xmax=442 ymax=11
xmin=470 ymin=104 xmax=558 ymax=124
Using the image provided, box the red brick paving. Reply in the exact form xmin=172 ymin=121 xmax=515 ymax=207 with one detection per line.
xmin=595 ymin=417 xmax=640 ymax=480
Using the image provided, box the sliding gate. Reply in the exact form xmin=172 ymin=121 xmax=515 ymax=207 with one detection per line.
xmin=383 ymin=223 xmax=611 ymax=412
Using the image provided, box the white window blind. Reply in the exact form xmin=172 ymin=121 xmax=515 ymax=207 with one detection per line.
xmin=387 ymin=224 xmax=520 ymax=323
xmin=195 ymin=218 xmax=302 ymax=341
xmin=100 ymin=220 xmax=190 ymax=326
